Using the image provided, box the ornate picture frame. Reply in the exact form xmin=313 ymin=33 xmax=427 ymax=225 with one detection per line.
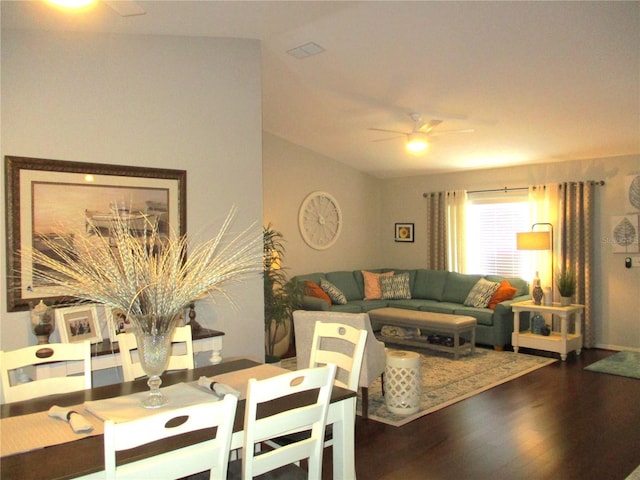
xmin=5 ymin=156 xmax=187 ymax=311
xmin=394 ymin=223 xmax=414 ymax=242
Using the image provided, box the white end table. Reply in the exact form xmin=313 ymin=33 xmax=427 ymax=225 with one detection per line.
xmin=511 ymin=301 xmax=585 ymax=361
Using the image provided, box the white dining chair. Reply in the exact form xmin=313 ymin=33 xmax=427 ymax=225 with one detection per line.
xmin=268 ymin=319 xmax=367 ymax=452
xmin=103 ymin=394 xmax=237 ymax=480
xmin=228 ymin=364 xmax=337 ymax=480
xmin=0 ymin=340 xmax=91 ymax=404
xmin=117 ymin=325 xmax=195 ymax=382
xmin=294 ymin=310 xmax=385 ymax=419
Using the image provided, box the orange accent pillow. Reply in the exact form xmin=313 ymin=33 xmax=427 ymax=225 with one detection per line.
xmin=488 ymin=280 xmax=517 ymax=310
xmin=305 ymin=280 xmax=332 ymax=306
xmin=362 ymin=270 xmax=394 ymax=300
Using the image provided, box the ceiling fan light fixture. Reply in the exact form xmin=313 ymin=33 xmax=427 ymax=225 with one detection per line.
xmin=406 ymin=133 xmax=428 ymax=153
xmin=46 ymin=0 xmax=97 ymax=8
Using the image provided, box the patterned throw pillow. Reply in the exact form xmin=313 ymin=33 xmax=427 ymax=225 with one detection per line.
xmin=362 ymin=270 xmax=394 ymax=300
xmin=320 ymin=279 xmax=348 ymax=305
xmin=380 ymin=273 xmax=412 ymax=300
xmin=464 ymin=278 xmax=501 ymax=308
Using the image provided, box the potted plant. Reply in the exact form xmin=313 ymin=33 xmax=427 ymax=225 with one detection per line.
xmin=263 ymin=225 xmax=303 ymax=363
xmin=557 ymin=269 xmax=576 ymax=306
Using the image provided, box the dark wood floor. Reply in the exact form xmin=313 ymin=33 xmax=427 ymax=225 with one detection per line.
xmin=322 ymin=347 xmax=640 ymax=480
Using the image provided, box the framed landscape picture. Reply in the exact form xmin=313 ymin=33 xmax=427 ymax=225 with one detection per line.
xmin=5 ymin=156 xmax=187 ymax=311
xmin=55 ymin=304 xmax=103 ymax=344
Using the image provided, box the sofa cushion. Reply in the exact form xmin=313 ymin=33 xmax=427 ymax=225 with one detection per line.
xmin=327 ymin=302 xmax=365 ymax=313
xmin=453 ymin=306 xmax=495 ymax=326
xmin=293 ymin=272 xmax=326 ymax=285
xmin=325 ymin=271 xmax=363 ymax=301
xmin=443 ymin=272 xmax=482 ymax=304
xmin=381 ymin=273 xmax=411 ymax=300
xmin=362 ymin=270 xmax=394 ymax=300
xmin=353 ymin=299 xmax=389 ymax=312
xmin=320 ymin=279 xmax=347 ymax=305
xmin=412 ymin=269 xmax=448 ymax=301
xmin=488 ymin=280 xmax=517 ymax=310
xmin=304 ymin=280 xmax=332 ymax=306
xmin=418 ymin=302 xmax=459 ymax=315
xmin=464 ymin=278 xmax=501 ymax=308
xmin=485 ymin=275 xmax=529 ymax=297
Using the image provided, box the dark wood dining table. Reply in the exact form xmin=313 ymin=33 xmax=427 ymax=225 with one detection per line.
xmin=1 ymin=358 xmax=357 ymax=480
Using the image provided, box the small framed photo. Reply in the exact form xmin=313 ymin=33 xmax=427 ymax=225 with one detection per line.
xmin=108 ymin=307 xmax=134 ymax=336
xmin=395 ymin=223 xmax=414 ymax=242
xmin=55 ymin=305 xmax=103 ymax=344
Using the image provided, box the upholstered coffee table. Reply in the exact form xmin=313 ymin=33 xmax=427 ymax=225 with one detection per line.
xmin=368 ymin=307 xmax=476 ymax=359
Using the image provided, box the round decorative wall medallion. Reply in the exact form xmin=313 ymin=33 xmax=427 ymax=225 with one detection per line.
xmin=298 ymin=191 xmax=342 ymax=250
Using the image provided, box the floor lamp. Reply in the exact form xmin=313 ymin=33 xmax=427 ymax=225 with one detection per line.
xmin=516 ymin=223 xmax=554 ymax=301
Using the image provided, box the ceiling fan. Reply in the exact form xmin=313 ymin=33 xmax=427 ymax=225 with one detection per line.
xmin=103 ymin=0 xmax=145 ymax=17
xmin=369 ymin=113 xmax=474 ymax=153
xmin=46 ymin=0 xmax=145 ymax=17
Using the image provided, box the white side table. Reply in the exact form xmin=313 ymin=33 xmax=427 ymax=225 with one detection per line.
xmin=511 ymin=301 xmax=584 ymax=361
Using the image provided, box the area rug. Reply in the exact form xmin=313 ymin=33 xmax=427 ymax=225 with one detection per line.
xmin=281 ymin=348 xmax=556 ymax=427
xmin=584 ymin=351 xmax=640 ymax=379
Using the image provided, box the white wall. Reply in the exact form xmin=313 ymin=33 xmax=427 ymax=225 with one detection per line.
xmin=380 ymin=155 xmax=640 ymax=351
xmin=1 ymin=29 xmax=264 ymax=361
xmin=263 ymin=132 xmax=383 ymax=276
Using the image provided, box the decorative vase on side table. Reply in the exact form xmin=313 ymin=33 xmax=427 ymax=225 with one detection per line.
xmin=532 ymin=271 xmax=544 ymax=305
xmin=30 ymin=300 xmax=55 ymax=344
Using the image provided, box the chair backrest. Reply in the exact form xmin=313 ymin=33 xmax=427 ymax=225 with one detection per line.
xmin=309 ymin=321 xmax=367 ymax=392
xmin=294 ymin=310 xmax=386 ymax=389
xmin=117 ymin=325 xmax=195 ymax=382
xmin=0 ymin=341 xmax=91 ymax=403
xmin=104 ymin=394 xmax=237 ymax=480
xmin=241 ymin=364 xmax=336 ymax=480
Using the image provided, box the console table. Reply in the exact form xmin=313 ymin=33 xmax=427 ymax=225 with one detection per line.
xmin=34 ymin=328 xmax=224 ymax=380
xmin=511 ymin=301 xmax=584 ymax=361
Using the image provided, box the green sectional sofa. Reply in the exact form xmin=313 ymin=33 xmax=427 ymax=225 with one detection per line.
xmin=293 ymin=269 xmax=531 ymax=349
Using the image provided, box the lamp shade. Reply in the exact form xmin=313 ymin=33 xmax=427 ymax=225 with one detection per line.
xmin=516 ymin=231 xmax=551 ymax=250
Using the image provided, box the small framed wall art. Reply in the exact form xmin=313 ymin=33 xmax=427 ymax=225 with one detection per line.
xmin=55 ymin=304 xmax=103 ymax=344
xmin=395 ymin=223 xmax=414 ymax=242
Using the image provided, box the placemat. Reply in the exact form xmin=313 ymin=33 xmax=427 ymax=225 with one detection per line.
xmin=1 ymin=407 xmax=103 ymax=457
xmin=84 ymin=382 xmax=216 ymax=423
xmin=206 ymin=363 xmax=288 ymax=399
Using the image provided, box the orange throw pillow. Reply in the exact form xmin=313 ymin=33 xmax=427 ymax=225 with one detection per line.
xmin=488 ymin=280 xmax=517 ymax=310
xmin=362 ymin=270 xmax=394 ymax=300
xmin=305 ymin=280 xmax=332 ymax=306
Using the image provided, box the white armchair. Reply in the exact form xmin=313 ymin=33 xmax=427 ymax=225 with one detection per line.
xmin=293 ymin=310 xmax=386 ymax=419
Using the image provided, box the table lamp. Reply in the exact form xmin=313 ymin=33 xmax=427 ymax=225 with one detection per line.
xmin=517 ymin=222 xmax=554 ymax=302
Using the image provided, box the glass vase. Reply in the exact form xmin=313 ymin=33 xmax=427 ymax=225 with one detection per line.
xmin=134 ymin=329 xmax=173 ymax=409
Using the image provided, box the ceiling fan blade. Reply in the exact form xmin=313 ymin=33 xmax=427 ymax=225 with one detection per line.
xmin=372 ymin=135 xmax=405 ymax=142
xmin=429 ymin=128 xmax=475 ymax=137
xmin=103 ymin=0 xmax=146 ymax=17
xmin=419 ymin=119 xmax=443 ymax=133
xmin=369 ymin=127 xmax=407 ymax=135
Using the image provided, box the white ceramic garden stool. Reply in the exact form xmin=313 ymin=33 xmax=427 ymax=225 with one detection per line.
xmin=384 ymin=350 xmax=421 ymax=415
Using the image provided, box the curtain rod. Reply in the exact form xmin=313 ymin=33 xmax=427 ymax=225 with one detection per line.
xmin=422 ymin=181 xmax=605 ymax=197
xmin=422 ymin=186 xmax=526 ymax=197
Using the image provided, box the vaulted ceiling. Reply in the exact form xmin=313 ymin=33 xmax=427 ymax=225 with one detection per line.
xmin=3 ymin=1 xmax=639 ymax=178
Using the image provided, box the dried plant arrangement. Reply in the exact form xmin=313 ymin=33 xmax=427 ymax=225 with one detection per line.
xmin=23 ymin=206 xmax=262 ymax=335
